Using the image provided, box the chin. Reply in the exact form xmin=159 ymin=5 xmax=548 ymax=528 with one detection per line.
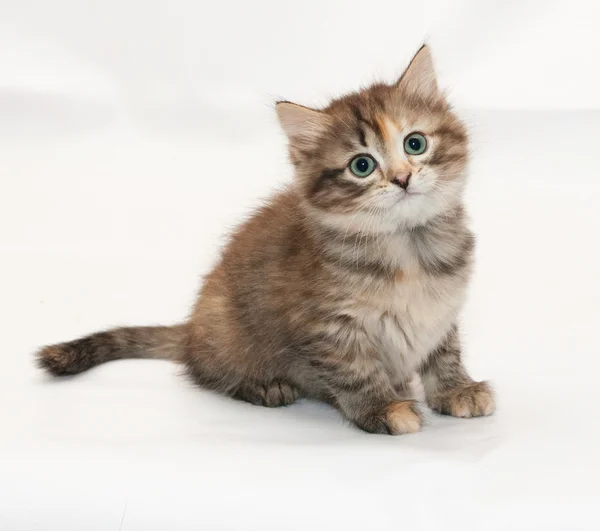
xmin=389 ymin=193 xmax=445 ymax=228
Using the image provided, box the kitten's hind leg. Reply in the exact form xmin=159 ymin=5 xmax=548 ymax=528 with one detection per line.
xmin=232 ymin=380 xmax=300 ymax=407
xmin=183 ymin=330 xmax=300 ymax=408
xmin=420 ymin=326 xmax=495 ymax=418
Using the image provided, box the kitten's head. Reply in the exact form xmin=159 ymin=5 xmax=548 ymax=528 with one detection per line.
xmin=277 ymin=45 xmax=468 ymax=230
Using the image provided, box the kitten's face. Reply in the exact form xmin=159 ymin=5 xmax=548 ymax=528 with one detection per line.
xmin=277 ymin=46 xmax=468 ymax=230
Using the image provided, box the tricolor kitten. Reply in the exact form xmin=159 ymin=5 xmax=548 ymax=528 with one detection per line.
xmin=37 ymin=46 xmax=494 ymax=435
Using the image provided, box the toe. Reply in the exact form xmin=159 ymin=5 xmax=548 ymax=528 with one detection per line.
xmin=278 ymin=382 xmax=298 ymax=406
xmin=432 ymin=381 xmax=495 ymax=418
xmin=265 ymin=383 xmax=284 ymax=407
xmin=265 ymin=381 xmax=299 ymax=407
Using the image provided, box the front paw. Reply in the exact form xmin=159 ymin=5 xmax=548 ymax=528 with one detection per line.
xmin=429 ymin=381 xmax=495 ymax=418
xmin=357 ymin=400 xmax=424 ymax=435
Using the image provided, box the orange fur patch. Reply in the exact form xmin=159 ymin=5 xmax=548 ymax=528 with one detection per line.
xmin=376 ymin=115 xmax=391 ymax=143
xmin=386 ymin=401 xmax=422 ymax=434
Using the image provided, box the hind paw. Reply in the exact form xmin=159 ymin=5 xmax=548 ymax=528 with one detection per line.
xmin=232 ymin=380 xmax=299 ymax=407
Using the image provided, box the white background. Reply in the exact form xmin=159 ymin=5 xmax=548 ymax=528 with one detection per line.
xmin=1 ymin=1 xmax=600 ymax=530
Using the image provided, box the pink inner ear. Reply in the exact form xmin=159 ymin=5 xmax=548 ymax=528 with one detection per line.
xmin=276 ymin=102 xmax=329 ymax=142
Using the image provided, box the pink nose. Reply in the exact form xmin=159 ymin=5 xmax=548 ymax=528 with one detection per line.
xmin=392 ymin=172 xmax=412 ymax=190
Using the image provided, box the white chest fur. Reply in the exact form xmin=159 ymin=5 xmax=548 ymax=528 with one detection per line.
xmin=347 ymin=270 xmax=467 ymax=383
xmin=321 ymin=208 xmax=472 ymax=383
xmin=388 ymin=272 xmax=464 ymax=366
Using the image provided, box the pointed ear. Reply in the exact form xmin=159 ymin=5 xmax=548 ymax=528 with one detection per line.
xmin=276 ymin=101 xmax=329 ymax=144
xmin=397 ymin=45 xmax=440 ymax=100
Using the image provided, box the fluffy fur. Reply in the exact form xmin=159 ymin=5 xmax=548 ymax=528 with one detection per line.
xmin=37 ymin=46 xmax=494 ymax=435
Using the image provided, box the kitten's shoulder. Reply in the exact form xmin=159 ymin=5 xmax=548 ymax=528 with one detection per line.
xmin=223 ymin=187 xmax=305 ymax=259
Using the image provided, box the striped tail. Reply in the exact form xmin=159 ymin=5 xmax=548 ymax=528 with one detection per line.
xmin=36 ymin=324 xmax=187 ymax=376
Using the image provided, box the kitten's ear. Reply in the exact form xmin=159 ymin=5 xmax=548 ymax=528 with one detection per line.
xmin=276 ymin=101 xmax=329 ymax=144
xmin=396 ymin=45 xmax=440 ymax=100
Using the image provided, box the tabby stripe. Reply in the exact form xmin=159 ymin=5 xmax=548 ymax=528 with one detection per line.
xmin=311 ymin=167 xmax=345 ymax=196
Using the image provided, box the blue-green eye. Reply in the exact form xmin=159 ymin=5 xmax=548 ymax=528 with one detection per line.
xmin=349 ymin=155 xmax=377 ymax=177
xmin=404 ymin=133 xmax=427 ymax=155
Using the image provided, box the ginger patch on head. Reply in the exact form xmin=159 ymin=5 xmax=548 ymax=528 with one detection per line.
xmin=375 ymin=115 xmax=393 ymax=144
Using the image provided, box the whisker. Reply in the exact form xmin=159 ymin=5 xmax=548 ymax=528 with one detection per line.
xmin=353 ymin=201 xmax=380 ymax=269
xmin=336 ymin=115 xmax=357 ymax=136
xmin=352 ymin=210 xmax=369 ymax=269
xmin=338 ymin=195 xmax=380 ymax=268
xmin=361 ymin=206 xmax=379 ymax=269
xmin=416 ymin=92 xmax=434 ymax=119
xmin=430 ymin=187 xmax=453 ymax=220
xmin=374 ymin=206 xmax=385 ymax=259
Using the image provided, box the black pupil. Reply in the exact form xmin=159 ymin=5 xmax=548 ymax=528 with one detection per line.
xmin=356 ymin=158 xmax=369 ymax=173
xmin=408 ymin=137 xmax=421 ymax=151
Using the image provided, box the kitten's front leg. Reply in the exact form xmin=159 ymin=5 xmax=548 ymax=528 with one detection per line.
xmin=312 ymin=354 xmax=423 ymax=435
xmin=420 ymin=326 xmax=495 ymax=418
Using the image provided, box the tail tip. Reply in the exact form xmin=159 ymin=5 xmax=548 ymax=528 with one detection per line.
xmin=36 ymin=344 xmax=81 ymax=376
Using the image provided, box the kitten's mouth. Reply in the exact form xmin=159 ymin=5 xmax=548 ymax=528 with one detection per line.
xmin=399 ymin=190 xmax=422 ymax=199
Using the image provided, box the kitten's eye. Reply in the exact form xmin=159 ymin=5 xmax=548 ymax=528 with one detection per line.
xmin=404 ymin=133 xmax=427 ymax=155
xmin=349 ymin=155 xmax=377 ymax=177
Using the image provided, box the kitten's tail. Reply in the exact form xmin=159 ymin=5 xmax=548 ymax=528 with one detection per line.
xmin=36 ymin=324 xmax=188 ymax=376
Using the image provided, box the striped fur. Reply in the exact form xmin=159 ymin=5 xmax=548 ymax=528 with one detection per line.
xmin=37 ymin=46 xmax=494 ymax=435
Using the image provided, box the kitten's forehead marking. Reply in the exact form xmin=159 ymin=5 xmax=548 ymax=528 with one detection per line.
xmin=395 ymin=131 xmax=408 ymax=163
xmin=378 ymin=115 xmax=409 ymax=167
xmin=375 ymin=116 xmax=392 ymax=144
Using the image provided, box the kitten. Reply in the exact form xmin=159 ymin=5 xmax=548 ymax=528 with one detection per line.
xmin=37 ymin=45 xmax=494 ymax=435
